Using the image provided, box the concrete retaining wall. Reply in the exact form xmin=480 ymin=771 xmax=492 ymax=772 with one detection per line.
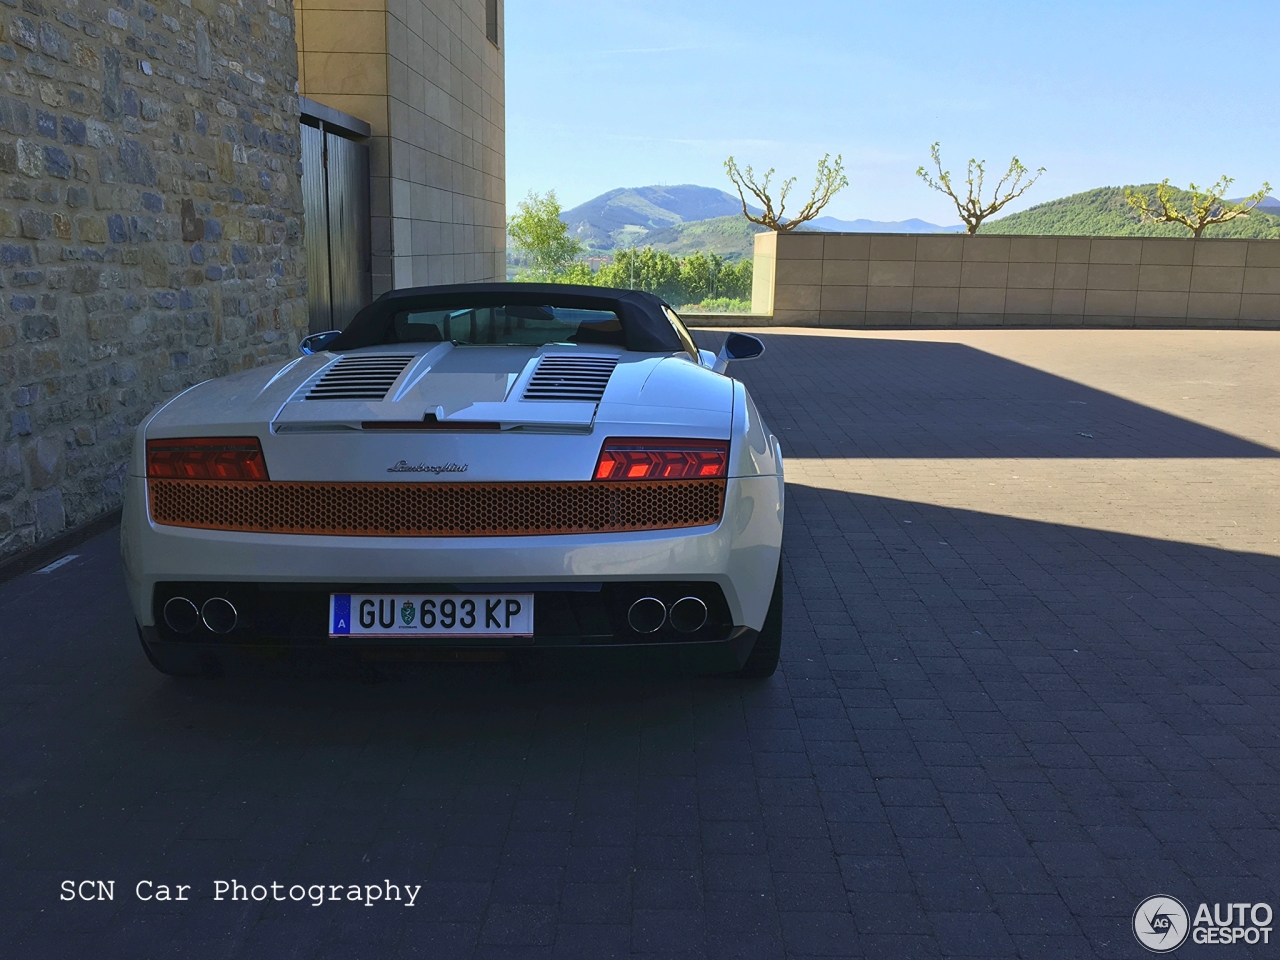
xmin=751 ymin=231 xmax=1280 ymax=328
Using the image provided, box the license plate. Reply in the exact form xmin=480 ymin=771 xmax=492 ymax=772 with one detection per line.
xmin=329 ymin=593 xmax=534 ymax=639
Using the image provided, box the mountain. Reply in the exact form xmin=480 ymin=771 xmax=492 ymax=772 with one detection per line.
xmin=802 ymin=215 xmax=965 ymax=234
xmin=980 ymin=186 xmax=1280 ymax=238
xmin=642 ymin=216 xmax=769 ymax=259
xmin=561 ymin=185 xmax=756 ymax=250
xmin=557 ymin=183 xmax=969 ymax=255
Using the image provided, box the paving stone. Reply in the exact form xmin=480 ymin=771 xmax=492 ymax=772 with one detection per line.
xmin=5 ymin=329 xmax=1280 ymax=956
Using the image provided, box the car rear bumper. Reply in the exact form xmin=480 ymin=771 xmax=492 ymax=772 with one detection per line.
xmin=121 ymin=474 xmax=784 ymax=631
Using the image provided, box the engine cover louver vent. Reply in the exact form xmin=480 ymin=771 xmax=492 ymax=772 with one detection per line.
xmin=522 ymin=356 xmax=619 ymax=403
xmin=306 ymin=355 xmax=416 ymax=401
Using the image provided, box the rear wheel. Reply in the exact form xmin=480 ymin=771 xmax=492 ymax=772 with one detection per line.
xmin=735 ymin=559 xmax=783 ymax=679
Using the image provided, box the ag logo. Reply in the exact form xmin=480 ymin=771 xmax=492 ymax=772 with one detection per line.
xmin=400 ymin=601 xmax=415 ymax=626
xmin=1134 ymin=895 xmax=1190 ymax=953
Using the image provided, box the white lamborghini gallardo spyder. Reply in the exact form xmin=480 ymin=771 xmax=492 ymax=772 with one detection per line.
xmin=121 ymin=284 xmax=785 ymax=677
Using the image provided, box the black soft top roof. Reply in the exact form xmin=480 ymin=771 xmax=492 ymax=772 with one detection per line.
xmin=328 ymin=282 xmax=686 ymax=353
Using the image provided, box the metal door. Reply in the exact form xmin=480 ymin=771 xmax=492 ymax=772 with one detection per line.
xmin=300 ymin=122 xmax=372 ymax=334
xmin=324 ymin=131 xmax=372 ymax=330
xmin=300 ymin=124 xmax=331 ymax=333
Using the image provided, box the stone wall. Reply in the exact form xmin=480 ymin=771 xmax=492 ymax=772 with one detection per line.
xmin=752 ymin=231 xmax=1280 ymax=328
xmin=0 ymin=0 xmax=307 ymax=560
xmin=296 ymin=0 xmax=505 ymax=293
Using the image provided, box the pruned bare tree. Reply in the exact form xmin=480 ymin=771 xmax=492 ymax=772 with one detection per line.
xmin=916 ymin=142 xmax=1044 ymax=235
xmin=1124 ymin=177 xmax=1272 ymax=237
xmin=724 ymin=154 xmax=848 ymax=232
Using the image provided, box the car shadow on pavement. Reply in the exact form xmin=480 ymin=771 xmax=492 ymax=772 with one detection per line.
xmin=697 ymin=330 xmax=1280 ymax=458
xmin=4 ymin=506 xmax=1280 ymax=957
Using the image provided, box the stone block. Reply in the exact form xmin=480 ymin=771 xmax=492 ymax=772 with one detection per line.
xmin=821 ymin=259 xmax=867 ymax=286
xmin=867 ymin=260 xmax=914 ymax=287
xmin=820 ymin=285 xmax=866 ymax=312
xmin=775 ymin=233 xmax=824 ymax=260
xmin=822 ymin=234 xmax=869 ymax=260
xmin=866 ymin=286 xmax=912 ymax=312
xmin=1084 ymin=289 xmax=1137 ymax=316
xmin=1244 ymin=241 xmax=1280 ymax=268
xmin=1051 ymin=288 xmax=1086 ymax=315
xmin=960 ymin=261 xmax=1008 ymax=288
xmin=1193 ymin=240 xmax=1248 ymax=267
xmin=1054 ymin=262 xmax=1089 ymax=289
xmin=1189 ymin=266 xmax=1245 ymax=295
xmin=1187 ymin=292 xmax=1241 ymax=320
xmin=1008 ymin=237 xmax=1057 ymax=263
xmin=774 ymin=283 xmax=820 ymax=312
xmin=961 ymin=236 xmax=1010 ymax=262
xmin=1087 ymin=263 xmax=1140 ymax=291
xmin=1006 ymin=261 xmax=1055 ymax=289
xmin=910 ymin=287 xmax=960 ymax=312
xmin=1243 ymin=268 xmax=1280 ymax=295
xmin=958 ymin=287 xmax=1005 ymax=314
xmin=1239 ymin=294 xmax=1280 ymax=322
xmin=914 ymin=235 xmax=964 ymax=261
xmin=776 ymin=258 xmax=822 ymax=286
xmin=1089 ymin=237 xmax=1143 ymax=264
xmin=1135 ymin=291 xmax=1188 ymax=318
xmin=1004 ymin=287 xmax=1053 ymax=314
xmin=1140 ymin=239 xmax=1194 ymax=265
xmin=302 ymin=52 xmax=389 ymax=97
xmin=868 ymin=235 xmax=916 ymax=260
xmin=1138 ymin=264 xmax=1191 ymax=292
xmin=1056 ymin=237 xmax=1091 ymax=263
xmin=913 ymin=260 xmax=961 ymax=287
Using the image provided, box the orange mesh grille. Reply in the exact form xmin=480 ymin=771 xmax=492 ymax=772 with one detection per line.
xmin=148 ymin=478 xmax=726 ymax=536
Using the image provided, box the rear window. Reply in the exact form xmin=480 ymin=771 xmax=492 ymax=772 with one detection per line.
xmin=389 ymin=304 xmax=626 ymax=348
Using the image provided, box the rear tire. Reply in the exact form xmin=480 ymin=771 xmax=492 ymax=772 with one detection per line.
xmin=735 ymin=559 xmax=783 ymax=679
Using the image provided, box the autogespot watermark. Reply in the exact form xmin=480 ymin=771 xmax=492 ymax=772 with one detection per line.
xmin=1133 ymin=895 xmax=1274 ymax=952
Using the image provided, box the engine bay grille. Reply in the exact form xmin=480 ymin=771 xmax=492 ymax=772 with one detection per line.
xmin=148 ymin=478 xmax=725 ymax=536
xmin=521 ymin=356 xmax=618 ymax=402
xmin=306 ymin=354 xmax=416 ymax=401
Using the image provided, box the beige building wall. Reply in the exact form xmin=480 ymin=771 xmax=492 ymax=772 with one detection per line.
xmin=295 ymin=0 xmax=505 ymax=294
xmin=754 ymin=233 xmax=1280 ymax=329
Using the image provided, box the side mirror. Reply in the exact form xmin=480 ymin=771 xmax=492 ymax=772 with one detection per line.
xmin=300 ymin=330 xmax=341 ymax=355
xmin=713 ymin=332 xmax=765 ymax=373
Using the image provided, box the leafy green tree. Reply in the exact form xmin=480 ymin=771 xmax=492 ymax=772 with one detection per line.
xmin=678 ymin=251 xmax=721 ymax=304
xmin=507 ymin=190 xmax=583 ymax=279
xmin=716 ymin=259 xmax=753 ymax=301
xmin=725 ymin=154 xmax=848 ymax=232
xmin=917 ymin=142 xmax=1044 ymax=235
xmin=595 ymin=247 xmax=684 ymax=302
xmin=1125 ymin=177 xmax=1272 ymax=238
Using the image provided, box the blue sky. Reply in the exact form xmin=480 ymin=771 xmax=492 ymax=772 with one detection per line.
xmin=505 ymin=0 xmax=1278 ymax=224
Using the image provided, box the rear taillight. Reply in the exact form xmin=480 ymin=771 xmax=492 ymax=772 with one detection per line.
xmin=593 ymin=437 xmax=728 ymax=481
xmin=146 ymin=437 xmax=269 ymax=481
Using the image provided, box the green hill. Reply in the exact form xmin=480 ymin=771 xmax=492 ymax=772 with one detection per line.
xmin=980 ymin=185 xmax=1280 ymax=238
xmin=641 ymin=215 xmax=767 ymax=259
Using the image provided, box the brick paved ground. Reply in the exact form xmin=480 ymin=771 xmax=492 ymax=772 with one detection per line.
xmin=2 ymin=329 xmax=1279 ymax=959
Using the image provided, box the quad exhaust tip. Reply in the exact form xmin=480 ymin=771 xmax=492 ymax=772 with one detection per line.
xmin=163 ymin=597 xmax=199 ymax=634
xmin=163 ymin=596 xmax=238 ymax=634
xmin=201 ymin=597 xmax=238 ymax=634
xmin=669 ymin=596 xmax=708 ymax=633
xmin=627 ymin=596 xmax=708 ymax=634
xmin=627 ymin=597 xmax=666 ymax=634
